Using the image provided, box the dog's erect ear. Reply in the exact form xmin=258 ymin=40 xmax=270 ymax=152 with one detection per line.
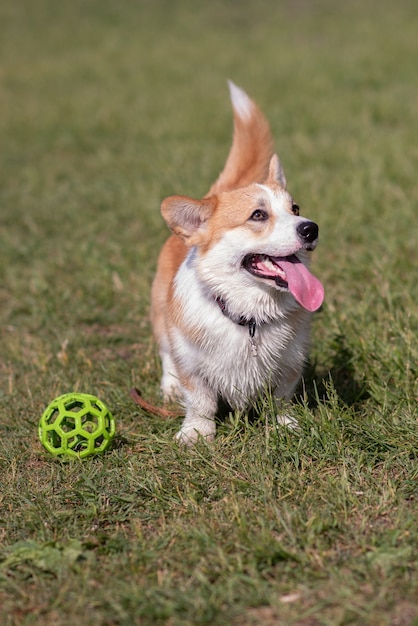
xmin=161 ymin=195 xmax=217 ymax=244
xmin=266 ymin=153 xmax=287 ymax=189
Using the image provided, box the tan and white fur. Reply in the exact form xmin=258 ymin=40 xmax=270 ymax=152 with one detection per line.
xmin=151 ymin=82 xmax=324 ymax=444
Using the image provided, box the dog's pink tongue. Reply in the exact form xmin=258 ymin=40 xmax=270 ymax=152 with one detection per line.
xmin=277 ymin=256 xmax=324 ymax=312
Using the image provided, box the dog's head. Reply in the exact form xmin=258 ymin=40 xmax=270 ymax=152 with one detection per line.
xmin=161 ymin=155 xmax=324 ymax=314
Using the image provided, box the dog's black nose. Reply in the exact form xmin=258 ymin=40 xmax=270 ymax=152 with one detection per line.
xmin=297 ymin=221 xmax=318 ymax=246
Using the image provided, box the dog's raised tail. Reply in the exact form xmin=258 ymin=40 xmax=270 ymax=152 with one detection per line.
xmin=207 ymin=81 xmax=274 ymax=196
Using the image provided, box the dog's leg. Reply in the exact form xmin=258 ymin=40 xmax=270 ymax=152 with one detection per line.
xmin=159 ymin=341 xmax=182 ymax=402
xmin=175 ymin=382 xmax=218 ymax=445
xmin=274 ymin=377 xmax=300 ymax=430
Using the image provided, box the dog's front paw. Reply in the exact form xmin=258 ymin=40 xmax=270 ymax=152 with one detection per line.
xmin=276 ymin=413 xmax=299 ymax=430
xmin=175 ymin=419 xmax=216 ymax=446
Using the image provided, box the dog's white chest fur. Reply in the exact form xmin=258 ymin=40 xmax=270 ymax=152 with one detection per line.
xmin=168 ymin=255 xmax=310 ymax=410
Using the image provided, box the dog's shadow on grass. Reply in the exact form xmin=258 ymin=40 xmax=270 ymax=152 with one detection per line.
xmin=303 ymin=334 xmax=369 ymax=411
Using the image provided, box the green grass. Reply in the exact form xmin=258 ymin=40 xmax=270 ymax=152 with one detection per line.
xmin=1 ymin=0 xmax=417 ymax=624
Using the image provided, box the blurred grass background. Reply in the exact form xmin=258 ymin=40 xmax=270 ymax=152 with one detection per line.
xmin=0 ymin=1 xmax=417 ymax=624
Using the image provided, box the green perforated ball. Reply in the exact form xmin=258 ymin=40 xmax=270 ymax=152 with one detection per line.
xmin=39 ymin=393 xmax=116 ymax=458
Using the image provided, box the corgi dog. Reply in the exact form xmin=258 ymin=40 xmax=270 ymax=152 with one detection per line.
xmin=151 ymin=82 xmax=324 ymax=444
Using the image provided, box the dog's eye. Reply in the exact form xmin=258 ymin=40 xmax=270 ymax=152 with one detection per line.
xmin=249 ymin=209 xmax=268 ymax=221
xmin=291 ymin=203 xmax=300 ymax=216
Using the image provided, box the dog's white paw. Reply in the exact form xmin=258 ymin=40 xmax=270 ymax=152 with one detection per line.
xmin=175 ymin=420 xmax=216 ymax=446
xmin=276 ymin=413 xmax=299 ymax=430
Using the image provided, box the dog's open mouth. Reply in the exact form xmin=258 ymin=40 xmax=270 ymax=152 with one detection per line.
xmin=242 ymin=253 xmax=324 ymax=312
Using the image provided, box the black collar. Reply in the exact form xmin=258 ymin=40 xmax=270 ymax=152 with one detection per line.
xmin=214 ymin=296 xmax=257 ymax=338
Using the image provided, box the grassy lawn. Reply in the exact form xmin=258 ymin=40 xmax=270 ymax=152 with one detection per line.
xmin=1 ymin=0 xmax=417 ymax=624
